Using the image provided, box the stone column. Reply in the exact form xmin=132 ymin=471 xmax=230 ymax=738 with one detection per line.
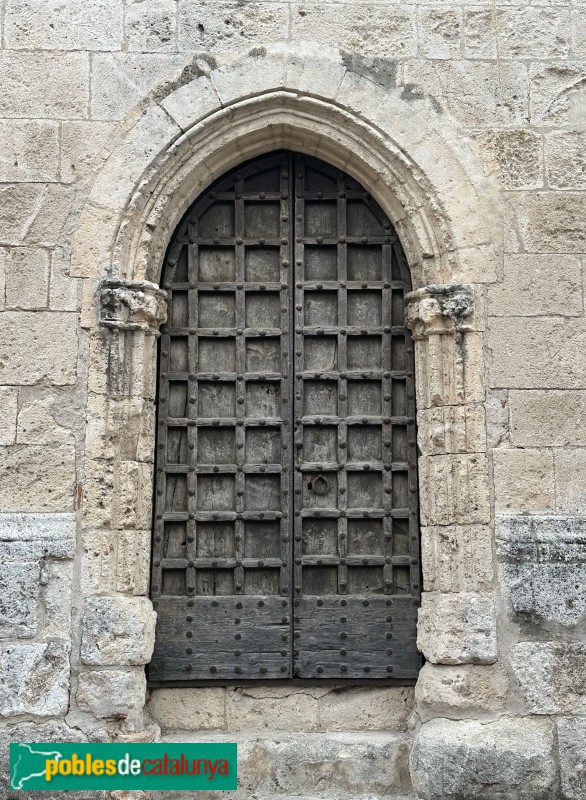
xmin=76 ymin=280 xmax=166 ymax=732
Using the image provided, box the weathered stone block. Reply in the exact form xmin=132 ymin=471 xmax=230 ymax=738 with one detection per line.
xmin=0 ymin=52 xmax=89 ymax=119
xmin=17 ymin=393 xmax=76 ymax=445
xmin=421 ymin=525 xmax=493 ymax=592
xmin=530 ymin=63 xmax=586 ymax=127
xmin=497 ymin=515 xmax=586 ymax=629
xmin=178 ymin=1 xmax=290 ymax=54
xmin=489 ymin=317 xmax=586 ymax=389
xmin=5 ymin=247 xmax=50 ymax=310
xmin=510 ymin=391 xmax=586 ymax=447
xmin=555 ymin=448 xmax=586 ymax=514
xmin=60 ymin=121 xmax=116 ymax=185
xmin=558 ymin=717 xmax=586 ymax=800
xmin=82 ymin=459 xmax=153 ymax=529
xmin=507 ymin=191 xmax=586 ymax=253
xmin=419 ymin=454 xmax=491 ymax=526
xmin=0 ymin=640 xmax=70 ymax=717
xmin=125 ymin=0 xmax=177 ymax=52
xmin=415 ymin=662 xmax=507 ymax=721
xmin=0 ymin=312 xmax=77 ymax=385
xmin=160 ymin=74 xmax=220 ymax=131
xmin=510 ymin=642 xmax=586 ymax=714
xmin=317 ymin=686 xmax=414 ymax=732
xmin=81 ymin=596 xmax=156 ymax=666
xmin=417 ymin=404 xmax=486 ymax=455
xmin=77 ymin=668 xmax=146 ymax=723
xmin=493 ymin=449 xmax=555 ymax=513
xmin=546 ymin=131 xmax=586 ymax=190
xmin=86 ymin=393 xmax=156 ymax=462
xmin=226 ymin=686 xmax=321 ymax=732
xmin=418 ymin=8 xmax=461 ymax=60
xmin=0 ymin=121 xmax=59 ymax=182
xmin=43 ymin=561 xmax=73 ymax=639
xmin=417 ymin=592 xmax=497 ymax=665
xmin=464 ymin=8 xmax=570 ymax=59
xmin=147 ymin=688 xmax=226 ymax=731
xmin=5 ymin=0 xmax=123 ymax=49
xmin=81 ymin=529 xmax=151 ymax=596
xmin=0 ymin=445 xmax=76 ymax=512
xmin=0 ymin=554 xmax=40 ymax=638
xmin=0 ymin=512 xmax=76 ymax=559
xmin=476 ymin=130 xmax=543 ymax=190
xmin=0 ymin=387 xmax=18 ymax=446
xmin=411 ymin=718 xmax=556 ymax=800
xmin=489 ymin=254 xmax=582 ymax=317
xmin=48 ymin=248 xmax=81 ymax=312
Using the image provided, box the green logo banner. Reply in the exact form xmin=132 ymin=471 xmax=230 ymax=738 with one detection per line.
xmin=10 ymin=742 xmax=237 ymax=791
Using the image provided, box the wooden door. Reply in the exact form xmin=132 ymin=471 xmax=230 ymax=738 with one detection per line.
xmin=149 ymin=152 xmax=421 ymax=683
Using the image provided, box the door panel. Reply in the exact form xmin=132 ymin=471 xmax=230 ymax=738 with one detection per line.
xmin=149 ymin=151 xmax=421 ymax=683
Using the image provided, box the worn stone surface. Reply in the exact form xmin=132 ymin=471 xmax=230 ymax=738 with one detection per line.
xmin=81 ymin=595 xmax=156 ymax=666
xmin=510 ymin=642 xmax=586 ymax=715
xmin=558 ymin=717 xmax=586 ymax=800
xmin=507 ymin=191 xmax=586 ymax=253
xmin=421 ymin=525 xmax=493 ymax=592
xmin=0 ymin=312 xmax=78 ymax=385
xmin=417 ymin=593 xmax=497 ymax=665
xmin=411 ymin=718 xmax=556 ymax=800
xmin=0 ymin=52 xmax=89 ymax=118
xmin=493 ymin=449 xmax=555 ymax=513
xmin=418 ymin=9 xmax=461 ymax=60
xmin=0 ymin=387 xmax=18 ymax=446
xmin=415 ymin=662 xmax=508 ymax=721
xmin=226 ymin=686 xmax=321 ymax=732
xmin=0 ymin=640 xmax=70 ymax=717
xmin=510 ymin=390 xmax=586 ymax=447
xmin=179 ymin=1 xmax=290 ymax=54
xmin=0 ymin=512 xmax=76 ymax=558
xmin=0 ymin=445 xmax=76 ymax=511
xmin=0 ymin=121 xmax=59 ymax=182
xmin=4 ymin=247 xmax=50 ymax=310
xmin=77 ymin=668 xmax=147 ymax=723
xmin=60 ymin=121 xmax=116 ymax=185
xmin=81 ymin=529 xmax=151 ymax=596
xmin=0 ymin=552 xmax=40 ymax=638
xmin=317 ymin=687 xmax=414 ymax=732
xmin=417 ymin=405 xmax=486 ymax=455
xmin=464 ymin=7 xmax=570 ymax=59
xmin=419 ymin=454 xmax=491 ymax=526
xmin=147 ymin=688 xmax=226 ymax=731
xmin=476 ymin=130 xmax=543 ymax=190
xmin=555 ymin=448 xmax=586 ymax=514
xmin=497 ymin=515 xmax=586 ymax=630
xmin=546 ymin=131 xmax=586 ymax=190
xmin=125 ymin=0 xmax=177 ymax=53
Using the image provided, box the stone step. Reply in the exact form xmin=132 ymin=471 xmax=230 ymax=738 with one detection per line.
xmin=155 ymin=731 xmax=416 ymax=800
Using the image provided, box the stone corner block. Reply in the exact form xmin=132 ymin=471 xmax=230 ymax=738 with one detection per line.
xmin=0 ymin=639 xmax=71 ymax=717
xmin=81 ymin=595 xmax=156 ymax=666
xmin=558 ymin=717 xmax=586 ymax=800
xmin=410 ymin=717 xmax=556 ymax=800
xmin=414 ymin=662 xmax=508 ymax=720
xmin=76 ymin=668 xmax=146 ymax=724
xmin=417 ymin=592 xmax=497 ymax=665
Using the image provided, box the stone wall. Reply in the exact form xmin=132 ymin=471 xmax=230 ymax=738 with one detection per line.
xmin=0 ymin=2 xmax=585 ymax=799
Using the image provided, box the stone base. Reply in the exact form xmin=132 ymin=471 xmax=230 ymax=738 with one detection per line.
xmin=155 ymin=731 xmax=415 ymax=800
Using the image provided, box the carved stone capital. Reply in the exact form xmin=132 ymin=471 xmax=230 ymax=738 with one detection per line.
xmin=100 ymin=279 xmax=167 ymax=334
xmin=405 ymin=283 xmax=474 ymax=339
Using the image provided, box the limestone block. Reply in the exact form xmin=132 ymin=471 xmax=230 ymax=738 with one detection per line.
xmin=489 ymin=254 xmax=582 ymax=318
xmin=485 ymin=389 xmax=509 ymax=449
xmin=0 ymin=121 xmax=59 ymax=182
xmin=178 ymin=1 xmax=289 ymax=54
xmin=464 ymin=7 xmax=570 ymax=59
xmin=71 ymin=204 xmax=118 ymax=280
xmin=48 ymin=249 xmax=81 ymax=312
xmin=573 ymin=9 xmax=586 ymax=58
xmin=558 ymin=717 xmax=586 ymax=800
xmin=0 ymin=52 xmax=89 ymax=119
xmin=0 ymin=554 xmax=40 ymax=638
xmin=81 ymin=596 xmax=156 ymax=666
xmin=414 ymin=332 xmax=484 ymax=410
xmin=5 ymin=0 xmax=122 ymax=49
xmin=83 ymin=459 xmax=153 ymax=529
xmin=60 ymin=121 xmax=116 ymax=185
xmin=417 ymin=404 xmax=486 ymax=456
xmin=510 ymin=390 xmax=586 ymax=446
xmin=0 ymin=184 xmax=72 ymax=248
xmin=17 ymin=394 xmax=76 ymax=445
xmin=489 ymin=317 xmax=586 ymax=389
xmin=77 ymin=668 xmax=146 ymax=722
xmin=125 ymin=0 xmax=177 ymax=52
xmin=81 ymin=529 xmax=151 ymax=596
xmin=421 ymin=525 xmax=493 ymax=592
xmin=555 ymin=449 xmax=586 ymax=514
xmin=497 ymin=514 xmax=586 ymax=630
xmin=43 ymin=561 xmax=73 ymax=639
xmin=160 ymin=74 xmax=220 ymax=132
xmin=226 ymin=686 xmax=321 ymax=732
xmin=546 ymin=131 xmax=586 ymax=190
xmin=86 ymin=394 xmax=156 ymax=463
xmin=292 ymin=4 xmax=416 ymax=58
xmin=0 ymin=640 xmax=70 ymax=717
xmin=415 ymin=662 xmax=508 ymax=720
xmin=418 ymin=8 xmax=462 ymax=60
xmin=91 ymin=53 xmax=192 ymax=120
xmin=147 ymin=688 xmax=226 ymax=731
xmin=510 ymin=642 xmax=586 ymax=715
xmin=418 ymin=454 xmax=491 ymax=526
xmin=0 ymin=445 xmax=76 ymax=511
xmin=507 ymin=191 xmax=586 ymax=253
xmin=402 ymin=60 xmax=527 ymax=126
xmin=417 ymin=592 xmax=497 ymax=665
xmin=0 ymin=387 xmax=18 ymax=446
xmin=0 ymin=512 xmax=76 ymax=559
xmin=493 ymin=449 xmax=555 ymax=513
xmin=0 ymin=248 xmax=5 ymax=310
xmin=5 ymin=247 xmax=50 ymax=310
xmin=411 ymin=718 xmax=556 ymax=800
xmin=476 ymin=130 xmax=543 ymax=190
xmin=317 ymin=686 xmax=414 ymax=732
xmin=530 ymin=63 xmax=586 ymax=127
xmin=211 ymin=54 xmax=290 ymax=106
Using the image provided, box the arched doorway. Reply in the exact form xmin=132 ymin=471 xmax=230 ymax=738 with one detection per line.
xmin=149 ymin=150 xmax=421 ymax=683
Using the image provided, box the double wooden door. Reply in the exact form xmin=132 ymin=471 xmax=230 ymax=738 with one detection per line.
xmin=149 ymin=151 xmax=421 ymax=682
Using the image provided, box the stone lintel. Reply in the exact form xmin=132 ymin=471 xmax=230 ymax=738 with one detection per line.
xmin=99 ymin=279 xmax=167 ymax=334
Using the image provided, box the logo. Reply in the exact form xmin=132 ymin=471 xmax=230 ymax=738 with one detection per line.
xmin=10 ymin=743 xmax=237 ymax=791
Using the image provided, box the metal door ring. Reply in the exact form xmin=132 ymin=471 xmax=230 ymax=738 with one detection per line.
xmin=311 ymin=475 xmax=330 ymax=495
